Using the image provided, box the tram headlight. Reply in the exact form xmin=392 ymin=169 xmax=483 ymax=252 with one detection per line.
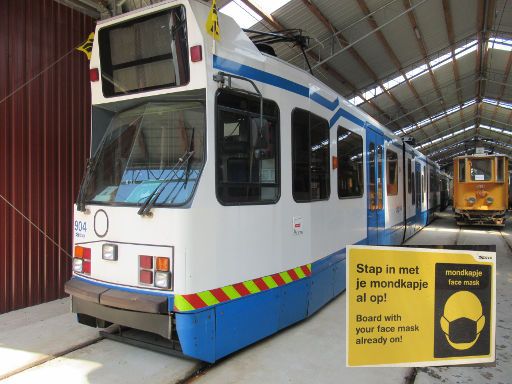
xmin=486 ymin=196 xmax=494 ymax=205
xmin=102 ymin=243 xmax=118 ymax=261
xmin=73 ymin=258 xmax=83 ymax=273
xmin=154 ymin=271 xmax=172 ymax=289
xmin=467 ymin=196 xmax=476 ymax=205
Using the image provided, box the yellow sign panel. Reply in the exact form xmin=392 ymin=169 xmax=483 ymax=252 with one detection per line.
xmin=76 ymin=32 xmax=94 ymax=60
xmin=346 ymin=246 xmax=495 ymax=367
xmin=205 ymin=0 xmax=220 ymax=41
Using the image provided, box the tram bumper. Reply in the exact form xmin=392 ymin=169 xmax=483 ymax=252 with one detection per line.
xmin=65 ymin=278 xmax=173 ymax=339
xmin=454 ymin=209 xmax=506 ymax=226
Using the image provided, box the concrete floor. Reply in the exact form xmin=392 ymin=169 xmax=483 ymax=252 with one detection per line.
xmin=0 ymin=211 xmax=510 ymax=384
xmin=406 ymin=212 xmax=512 ymax=384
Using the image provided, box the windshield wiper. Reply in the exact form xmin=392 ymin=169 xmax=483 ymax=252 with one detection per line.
xmin=77 ymin=156 xmax=98 ymax=212
xmin=184 ymin=128 xmax=195 ymax=189
xmin=137 ymin=150 xmax=194 ymax=216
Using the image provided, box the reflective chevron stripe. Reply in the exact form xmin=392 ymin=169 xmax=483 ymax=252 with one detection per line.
xmin=174 ymin=263 xmax=312 ymax=312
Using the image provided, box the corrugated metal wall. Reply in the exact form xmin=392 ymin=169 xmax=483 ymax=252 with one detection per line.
xmin=0 ymin=0 xmax=94 ymax=314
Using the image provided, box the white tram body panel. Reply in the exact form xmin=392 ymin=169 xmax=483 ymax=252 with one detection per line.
xmin=67 ymin=0 xmax=441 ymax=362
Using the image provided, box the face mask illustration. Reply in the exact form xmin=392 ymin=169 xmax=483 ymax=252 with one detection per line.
xmin=440 ymin=291 xmax=486 ymax=350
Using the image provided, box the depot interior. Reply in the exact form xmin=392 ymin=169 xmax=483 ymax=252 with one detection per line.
xmin=0 ymin=0 xmax=511 ymax=383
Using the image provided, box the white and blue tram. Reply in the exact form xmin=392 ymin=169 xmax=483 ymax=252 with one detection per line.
xmin=65 ymin=0 xmax=442 ymax=362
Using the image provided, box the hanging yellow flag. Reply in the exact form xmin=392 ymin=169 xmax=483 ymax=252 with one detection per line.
xmin=76 ymin=32 xmax=95 ymax=60
xmin=205 ymin=0 xmax=220 ymax=41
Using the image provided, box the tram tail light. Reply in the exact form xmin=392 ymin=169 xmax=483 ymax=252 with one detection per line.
xmin=156 ymin=257 xmax=170 ymax=272
xmin=138 ymin=255 xmax=172 ymax=288
xmin=90 ymin=68 xmax=99 ymax=82
xmin=139 ymin=270 xmax=153 ymax=285
xmin=139 ymin=255 xmax=153 ymax=270
xmin=190 ymin=45 xmax=202 ymax=62
xmin=73 ymin=245 xmax=91 ymax=275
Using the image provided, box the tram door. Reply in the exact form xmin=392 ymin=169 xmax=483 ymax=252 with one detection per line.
xmin=366 ymin=128 xmax=385 ymax=245
xmin=415 ymin=162 xmax=422 ymax=230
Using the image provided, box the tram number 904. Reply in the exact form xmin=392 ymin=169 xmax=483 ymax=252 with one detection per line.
xmin=74 ymin=220 xmax=87 ymax=238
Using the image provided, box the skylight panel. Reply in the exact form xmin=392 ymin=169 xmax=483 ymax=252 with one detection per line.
xmin=489 ymin=37 xmax=512 ymax=52
xmin=382 ymin=75 xmax=406 ymax=90
xmin=453 ymin=40 xmax=478 ymax=60
xmin=500 ymin=101 xmax=512 ymax=110
xmin=349 ymin=96 xmax=365 ymax=106
xmin=430 ymin=52 xmax=452 ymax=70
xmin=483 ymin=98 xmax=498 ymax=106
xmin=220 ymin=1 xmax=261 ymax=29
xmin=405 ymin=64 xmax=428 ymax=80
xmin=362 ymin=86 xmax=384 ymax=100
xmin=221 ymin=0 xmax=292 ymax=29
xmin=463 ymin=99 xmax=477 ymax=108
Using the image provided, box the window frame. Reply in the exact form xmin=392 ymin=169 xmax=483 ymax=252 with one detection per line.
xmin=386 ymin=149 xmax=399 ymax=196
xmin=458 ymin=158 xmax=466 ymax=182
xmin=497 ymin=157 xmax=505 ymax=183
xmin=291 ymin=108 xmax=331 ymax=203
xmin=407 ymin=158 xmax=412 ymax=194
xmin=215 ymin=89 xmax=281 ymax=206
xmin=336 ymin=126 xmax=364 ymax=199
xmin=469 ymin=158 xmax=493 ymax=182
xmin=98 ymin=6 xmax=190 ymax=98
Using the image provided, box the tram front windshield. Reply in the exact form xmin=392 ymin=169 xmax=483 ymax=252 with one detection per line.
xmin=82 ymin=102 xmax=205 ymax=207
xmin=470 ymin=158 xmax=492 ymax=182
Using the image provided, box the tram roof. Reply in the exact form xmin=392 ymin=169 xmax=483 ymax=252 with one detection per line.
xmin=59 ymin=0 xmax=511 ymax=170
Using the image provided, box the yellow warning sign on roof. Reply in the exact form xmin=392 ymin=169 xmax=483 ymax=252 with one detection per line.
xmin=346 ymin=246 xmax=496 ymax=367
xmin=76 ymin=32 xmax=94 ymax=60
xmin=205 ymin=0 xmax=220 ymax=41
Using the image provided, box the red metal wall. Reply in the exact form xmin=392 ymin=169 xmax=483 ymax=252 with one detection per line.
xmin=0 ymin=0 xmax=94 ymax=314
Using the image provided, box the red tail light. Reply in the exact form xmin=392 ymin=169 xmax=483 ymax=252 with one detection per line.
xmin=90 ymin=68 xmax=99 ymax=82
xmin=190 ymin=45 xmax=202 ymax=62
xmin=74 ymin=245 xmax=91 ymax=275
xmin=82 ymin=260 xmax=91 ymax=274
xmin=139 ymin=255 xmax=153 ymax=270
xmin=139 ymin=270 xmax=153 ymax=285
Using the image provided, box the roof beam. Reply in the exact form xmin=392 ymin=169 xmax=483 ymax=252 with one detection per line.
xmin=237 ymin=0 xmax=396 ymax=125
xmin=489 ymin=51 xmax=512 ymax=124
xmin=441 ymin=0 xmax=464 ymax=122
xmin=427 ymin=126 xmax=512 ymax=156
xmin=355 ymin=0 xmax=455 ymax=136
xmin=476 ymin=0 xmax=495 ymax=135
xmin=299 ymin=0 xmax=415 ymax=129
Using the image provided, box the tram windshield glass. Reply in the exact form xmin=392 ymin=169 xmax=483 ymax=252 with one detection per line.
xmin=82 ymin=102 xmax=205 ymax=206
xmin=470 ymin=158 xmax=492 ymax=181
xmin=98 ymin=6 xmax=189 ymax=97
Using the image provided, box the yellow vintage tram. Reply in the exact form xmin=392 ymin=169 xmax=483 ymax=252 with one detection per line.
xmin=453 ymin=154 xmax=508 ymax=226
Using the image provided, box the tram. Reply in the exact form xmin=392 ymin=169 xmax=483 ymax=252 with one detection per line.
xmin=65 ymin=0 xmax=442 ymax=362
xmin=453 ymin=154 xmax=508 ymax=226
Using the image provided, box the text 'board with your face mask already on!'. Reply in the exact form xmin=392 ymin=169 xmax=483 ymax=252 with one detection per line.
xmin=346 ymin=245 xmax=496 ymax=367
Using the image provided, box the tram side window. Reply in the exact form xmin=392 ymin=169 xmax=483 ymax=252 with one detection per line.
xmin=429 ymin=171 xmax=435 ymax=193
xmin=458 ymin=159 xmax=465 ymax=182
xmin=497 ymin=157 xmax=504 ymax=182
xmin=407 ymin=159 xmax=412 ymax=194
xmin=421 ymin=166 xmax=425 ymax=203
xmin=386 ymin=149 xmax=398 ymax=196
xmin=411 ymin=171 xmax=416 ymax=205
xmin=377 ymin=146 xmax=383 ymax=208
xmin=216 ymin=91 xmax=280 ymax=205
xmin=292 ymin=109 xmax=330 ymax=202
xmin=337 ymin=127 xmax=363 ymax=198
